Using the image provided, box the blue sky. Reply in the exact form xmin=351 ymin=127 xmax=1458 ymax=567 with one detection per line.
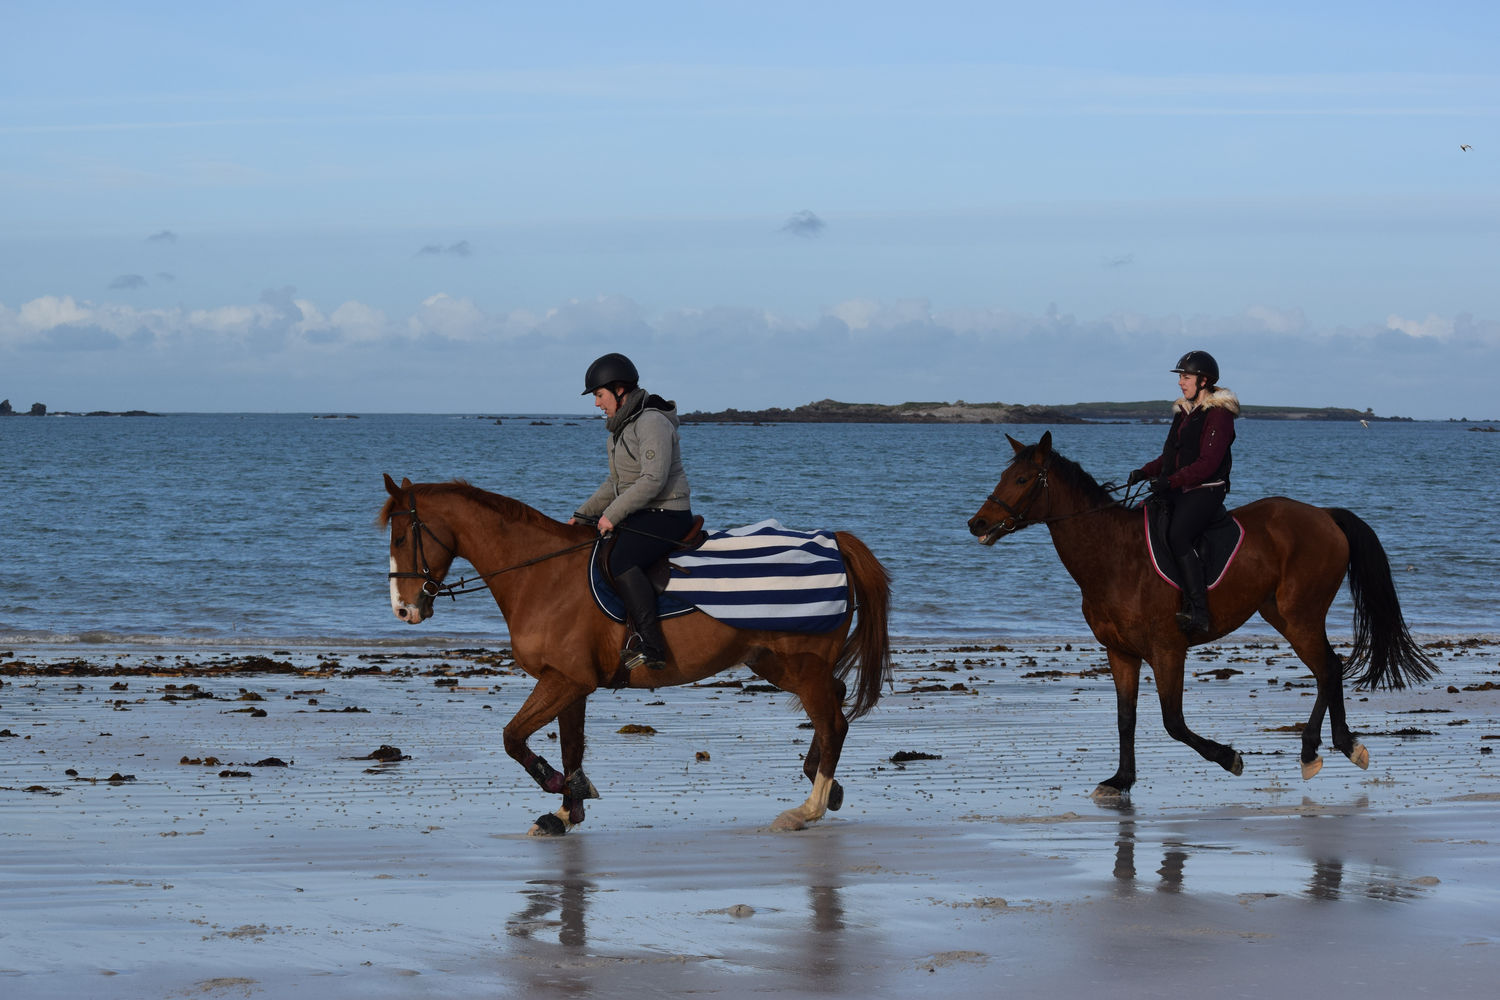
xmin=2 ymin=2 xmax=1496 ymax=418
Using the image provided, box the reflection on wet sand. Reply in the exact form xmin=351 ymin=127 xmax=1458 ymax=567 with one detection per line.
xmin=1109 ymin=799 xmax=1436 ymax=903
xmin=795 ymin=829 xmax=851 ymax=986
xmin=507 ymin=835 xmax=595 ymax=947
xmin=501 ymin=826 xmax=858 ymax=988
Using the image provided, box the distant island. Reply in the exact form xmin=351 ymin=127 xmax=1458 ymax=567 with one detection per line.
xmin=0 ymin=400 xmax=159 ymax=417
xmin=681 ymin=399 xmax=1415 ymax=424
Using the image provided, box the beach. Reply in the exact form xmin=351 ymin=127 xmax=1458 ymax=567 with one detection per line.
xmin=3 ymin=637 xmax=1498 ymax=999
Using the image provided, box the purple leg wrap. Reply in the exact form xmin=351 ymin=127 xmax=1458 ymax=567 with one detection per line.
xmin=524 ymin=753 xmax=565 ymax=794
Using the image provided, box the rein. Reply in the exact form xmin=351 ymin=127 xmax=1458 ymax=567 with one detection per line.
xmin=388 ymin=493 xmax=597 ymax=602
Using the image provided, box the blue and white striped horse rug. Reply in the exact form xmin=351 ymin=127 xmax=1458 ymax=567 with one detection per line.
xmin=588 ymin=519 xmax=850 ymax=633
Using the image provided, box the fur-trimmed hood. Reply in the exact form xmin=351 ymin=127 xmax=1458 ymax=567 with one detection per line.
xmin=1173 ymin=386 xmax=1239 ymax=417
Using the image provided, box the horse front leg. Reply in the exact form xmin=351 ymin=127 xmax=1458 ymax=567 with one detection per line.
xmin=532 ymin=696 xmax=602 ymax=836
xmin=501 ymin=672 xmax=594 ymax=835
xmin=1151 ymin=655 xmax=1244 ymax=778
xmin=1093 ymin=649 xmax=1142 ymax=801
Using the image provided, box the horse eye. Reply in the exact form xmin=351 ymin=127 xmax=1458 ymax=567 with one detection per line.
xmin=1015 ymin=475 xmax=1030 ymax=485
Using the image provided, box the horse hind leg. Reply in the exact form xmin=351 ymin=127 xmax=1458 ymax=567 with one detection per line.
xmin=767 ymin=655 xmax=849 ymax=832
xmin=1321 ymin=646 xmax=1369 ymax=771
xmin=1298 ymin=688 xmax=1329 ymax=780
xmin=1270 ymin=614 xmax=1371 ymax=780
xmin=801 ymin=678 xmax=848 ymax=812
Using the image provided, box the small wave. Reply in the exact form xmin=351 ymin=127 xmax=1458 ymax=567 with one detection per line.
xmin=0 ymin=630 xmax=509 ymax=651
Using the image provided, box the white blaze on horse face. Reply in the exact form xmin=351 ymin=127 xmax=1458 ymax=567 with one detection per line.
xmin=389 ymin=556 xmax=423 ymax=622
xmin=388 ymin=556 xmax=402 ymax=616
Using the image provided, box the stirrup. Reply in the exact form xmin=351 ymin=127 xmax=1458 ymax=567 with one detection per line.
xmin=620 ymin=643 xmax=667 ymax=671
xmin=1175 ymin=608 xmax=1210 ymax=635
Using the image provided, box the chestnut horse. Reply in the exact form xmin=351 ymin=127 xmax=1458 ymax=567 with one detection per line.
xmin=380 ymin=474 xmax=892 ymax=834
xmin=966 ymin=433 xmax=1436 ymax=800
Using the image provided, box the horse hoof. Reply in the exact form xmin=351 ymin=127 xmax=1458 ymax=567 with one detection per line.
xmin=528 ymin=813 xmax=568 ymax=837
xmin=827 ymin=780 xmax=844 ymax=812
xmin=1348 ymin=742 xmax=1370 ymax=770
xmin=1086 ymin=785 xmax=1128 ymax=809
xmin=1228 ymin=752 xmax=1244 ymax=777
xmin=1301 ymin=755 xmax=1324 ymax=781
xmin=771 ymin=810 xmax=807 ymax=832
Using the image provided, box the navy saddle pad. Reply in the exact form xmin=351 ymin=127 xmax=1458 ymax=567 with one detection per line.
xmin=1143 ymin=502 xmax=1245 ymax=591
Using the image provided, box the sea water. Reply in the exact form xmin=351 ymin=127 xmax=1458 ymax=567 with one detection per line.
xmin=3 ymin=413 xmax=1496 ymax=647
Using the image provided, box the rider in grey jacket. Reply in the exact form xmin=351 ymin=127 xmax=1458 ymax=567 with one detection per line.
xmin=570 ymin=353 xmax=693 ymax=671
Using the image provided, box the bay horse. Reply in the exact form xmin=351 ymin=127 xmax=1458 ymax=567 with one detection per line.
xmin=966 ymin=433 xmax=1436 ymax=800
xmin=379 ymin=474 xmax=892 ymax=834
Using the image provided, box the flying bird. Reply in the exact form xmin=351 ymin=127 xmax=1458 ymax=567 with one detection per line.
xmin=1460 ymin=144 xmax=1472 ymax=151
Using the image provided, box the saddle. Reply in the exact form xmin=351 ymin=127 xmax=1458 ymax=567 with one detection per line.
xmin=1143 ymin=502 xmax=1245 ymax=591
xmin=588 ymin=515 xmax=707 ymax=623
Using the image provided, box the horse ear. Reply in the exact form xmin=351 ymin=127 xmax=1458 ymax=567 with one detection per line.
xmin=1038 ymin=431 xmax=1052 ymax=455
xmin=384 ymin=473 xmax=400 ymax=497
xmin=1006 ymin=434 xmax=1025 ymax=455
xmin=400 ymin=477 xmax=414 ymax=489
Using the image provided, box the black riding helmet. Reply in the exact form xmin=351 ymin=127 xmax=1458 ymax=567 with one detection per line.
xmin=582 ymin=353 xmax=640 ymax=395
xmin=1171 ymin=350 xmax=1219 ymax=387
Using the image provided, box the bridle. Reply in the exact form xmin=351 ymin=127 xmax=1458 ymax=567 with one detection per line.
xmin=982 ymin=458 xmax=1140 ymax=535
xmin=387 ymin=492 xmax=461 ymax=600
xmin=983 ymin=460 xmax=1053 ymax=534
xmin=387 ymin=490 xmax=596 ymax=602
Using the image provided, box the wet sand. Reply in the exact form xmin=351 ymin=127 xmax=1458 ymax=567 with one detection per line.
xmin=2 ymin=637 xmax=1498 ymax=998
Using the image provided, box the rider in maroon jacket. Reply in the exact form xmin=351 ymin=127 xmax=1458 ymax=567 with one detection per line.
xmin=1128 ymin=351 xmax=1239 ymax=635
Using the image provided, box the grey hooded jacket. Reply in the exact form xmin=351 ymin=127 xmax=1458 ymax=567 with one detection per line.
xmin=575 ymin=391 xmax=691 ymax=526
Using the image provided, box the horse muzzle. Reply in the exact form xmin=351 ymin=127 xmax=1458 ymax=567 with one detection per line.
xmin=968 ymin=514 xmax=1011 ymax=546
xmin=389 ymin=564 xmax=437 ymax=623
xmin=393 ymin=593 xmax=435 ymax=624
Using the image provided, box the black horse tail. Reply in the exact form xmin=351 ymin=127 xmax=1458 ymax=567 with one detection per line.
xmin=1328 ymin=508 xmax=1438 ymax=690
xmin=834 ymin=531 xmax=894 ymax=720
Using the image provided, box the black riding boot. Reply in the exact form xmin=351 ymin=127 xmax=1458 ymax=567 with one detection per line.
xmin=1174 ymin=554 xmax=1211 ymax=635
xmin=614 ymin=566 xmax=668 ymax=670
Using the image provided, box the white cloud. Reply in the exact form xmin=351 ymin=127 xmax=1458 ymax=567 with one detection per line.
xmin=1385 ymin=313 xmax=1453 ymax=340
xmin=1246 ymin=305 xmax=1306 ymax=335
xmin=533 ymin=295 xmax=652 ymax=341
xmin=826 ymin=298 xmax=933 ymax=331
xmin=17 ymin=295 xmax=93 ymax=331
xmin=326 ymin=301 xmax=389 ymax=343
xmin=186 ymin=303 xmax=276 ymax=336
xmin=408 ymin=293 xmax=487 ymax=342
xmin=4 ymin=292 xmax=1496 ymax=419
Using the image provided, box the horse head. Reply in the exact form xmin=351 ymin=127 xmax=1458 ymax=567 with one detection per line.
xmin=382 ymin=473 xmax=456 ymax=624
xmin=967 ymin=431 xmax=1054 ymax=545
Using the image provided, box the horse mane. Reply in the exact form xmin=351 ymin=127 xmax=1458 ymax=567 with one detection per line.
xmin=377 ymin=479 xmax=553 ymax=527
xmin=1011 ymin=443 xmax=1122 ymax=511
